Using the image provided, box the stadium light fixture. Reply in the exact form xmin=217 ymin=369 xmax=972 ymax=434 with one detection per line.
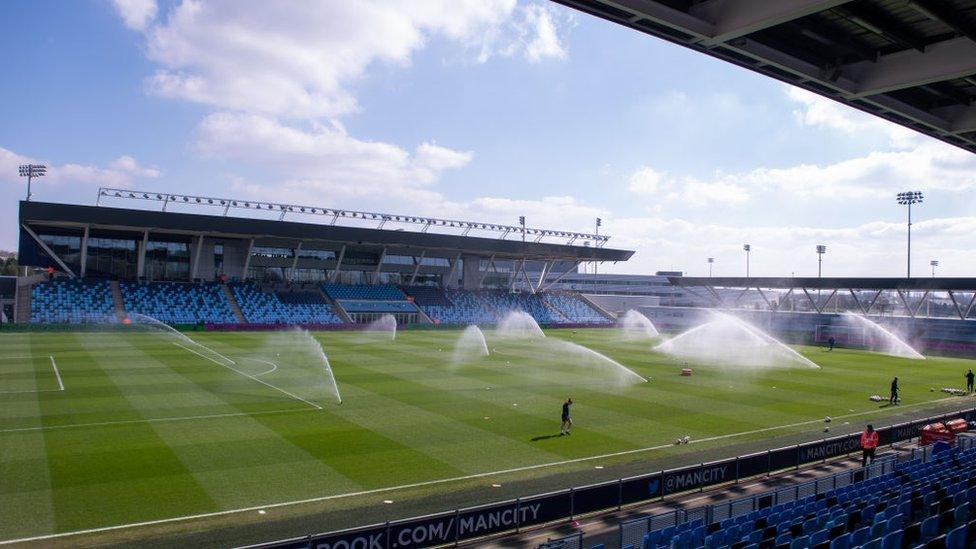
xmin=896 ymin=191 xmax=923 ymax=278
xmin=18 ymin=164 xmax=47 ymax=202
xmin=707 ymin=257 xmax=714 ymax=277
xmin=930 ymin=259 xmax=939 ymax=278
xmin=816 ymin=245 xmax=826 ymax=278
xmin=519 ymin=215 xmax=526 ymax=242
xmin=743 ymin=244 xmax=751 ymax=277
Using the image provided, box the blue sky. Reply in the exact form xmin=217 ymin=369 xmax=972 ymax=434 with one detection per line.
xmin=2 ymin=0 xmax=976 ymax=277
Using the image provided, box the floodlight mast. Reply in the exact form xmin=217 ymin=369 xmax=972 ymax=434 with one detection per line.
xmin=930 ymin=259 xmax=939 ymax=278
xmin=18 ymin=164 xmax=47 ymax=202
xmin=816 ymin=245 xmax=826 ymax=278
xmin=743 ymin=244 xmax=751 ymax=277
xmin=707 ymin=257 xmax=714 ymax=277
xmin=896 ymin=191 xmax=923 ymax=278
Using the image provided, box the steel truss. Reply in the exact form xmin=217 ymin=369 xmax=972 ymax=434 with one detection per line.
xmin=95 ymin=188 xmax=610 ymax=247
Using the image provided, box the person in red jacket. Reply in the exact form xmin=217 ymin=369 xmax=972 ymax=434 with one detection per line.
xmin=860 ymin=424 xmax=879 ymax=466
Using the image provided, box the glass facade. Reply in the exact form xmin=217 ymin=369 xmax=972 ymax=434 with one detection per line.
xmin=38 ymin=234 xmax=82 ymax=273
xmin=285 ymin=268 xmax=329 ymax=282
xmin=298 ymin=249 xmax=336 ymax=261
xmin=213 ymin=243 xmax=224 ymax=277
xmin=251 ymin=246 xmax=293 ymax=259
xmin=145 ymin=241 xmax=190 ymax=281
xmin=86 ymin=237 xmax=137 ymax=279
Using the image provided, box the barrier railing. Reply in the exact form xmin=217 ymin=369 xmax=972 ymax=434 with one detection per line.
xmin=244 ymin=408 xmax=976 ymax=549
xmin=616 ymin=454 xmax=901 ymax=548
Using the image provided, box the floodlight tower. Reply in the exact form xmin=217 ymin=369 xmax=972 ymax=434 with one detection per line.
xmin=518 ymin=215 xmax=526 ymax=242
xmin=707 ymin=257 xmax=714 ymax=277
xmin=594 ymin=217 xmax=602 ymax=275
xmin=18 ymin=164 xmax=47 ymax=202
xmin=896 ymin=191 xmax=923 ymax=278
xmin=743 ymin=244 xmax=751 ymax=277
xmin=816 ymin=245 xmax=826 ymax=278
xmin=930 ymin=259 xmax=939 ymax=278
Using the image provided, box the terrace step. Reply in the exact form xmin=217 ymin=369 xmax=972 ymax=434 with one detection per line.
xmin=14 ymin=280 xmax=32 ymax=323
xmin=110 ymin=280 xmax=126 ymax=321
xmin=575 ymin=292 xmax=616 ymax=321
xmin=221 ymin=284 xmax=247 ymax=323
xmin=316 ymin=286 xmax=352 ymax=323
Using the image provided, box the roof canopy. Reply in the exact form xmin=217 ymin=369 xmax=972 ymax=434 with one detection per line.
xmin=555 ymin=0 xmax=976 ymax=154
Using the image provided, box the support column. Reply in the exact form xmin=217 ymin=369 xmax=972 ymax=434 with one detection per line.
xmin=445 ymin=253 xmax=462 ymax=288
xmin=136 ymin=230 xmax=149 ymax=279
xmin=241 ymin=238 xmax=255 ymax=281
xmin=330 ymin=245 xmax=346 ymax=282
xmin=79 ymin=225 xmax=90 ymax=278
xmin=409 ymin=251 xmax=426 ymax=285
xmin=373 ymin=247 xmax=387 ymax=284
xmin=190 ymin=234 xmax=205 ymax=281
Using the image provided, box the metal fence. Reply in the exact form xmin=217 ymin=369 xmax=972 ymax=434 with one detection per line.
xmin=617 ymin=455 xmax=903 ymax=548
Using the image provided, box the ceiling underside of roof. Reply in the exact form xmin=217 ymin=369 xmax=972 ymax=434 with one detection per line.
xmin=554 ymin=0 xmax=976 ymax=153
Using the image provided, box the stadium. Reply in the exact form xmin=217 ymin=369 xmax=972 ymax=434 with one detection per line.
xmin=4 ymin=2 xmax=976 ymax=549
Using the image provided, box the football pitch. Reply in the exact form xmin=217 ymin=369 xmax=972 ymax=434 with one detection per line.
xmin=2 ymin=327 xmax=975 ymax=545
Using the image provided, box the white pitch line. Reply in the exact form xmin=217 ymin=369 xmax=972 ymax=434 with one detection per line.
xmin=241 ymin=358 xmax=278 ymax=377
xmin=0 ymin=396 xmax=964 ymax=546
xmin=0 ymin=407 xmax=314 ymax=435
xmin=49 ymin=355 xmax=64 ymax=391
xmin=0 ymin=389 xmax=62 ymax=395
xmin=172 ymin=342 xmax=321 ymax=410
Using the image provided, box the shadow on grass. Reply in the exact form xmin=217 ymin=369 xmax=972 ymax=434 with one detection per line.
xmin=531 ymin=434 xmax=563 ymax=442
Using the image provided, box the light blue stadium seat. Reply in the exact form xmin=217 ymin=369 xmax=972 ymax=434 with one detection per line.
xmin=121 ymin=281 xmax=237 ymax=324
xmin=30 ymin=280 xmax=116 ymax=324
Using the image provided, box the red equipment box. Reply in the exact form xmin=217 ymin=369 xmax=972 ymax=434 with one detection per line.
xmin=920 ymin=422 xmax=961 ymax=446
xmin=946 ymin=418 xmax=968 ymax=433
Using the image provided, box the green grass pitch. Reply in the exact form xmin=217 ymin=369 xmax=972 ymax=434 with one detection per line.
xmin=1 ymin=327 xmax=975 ymax=542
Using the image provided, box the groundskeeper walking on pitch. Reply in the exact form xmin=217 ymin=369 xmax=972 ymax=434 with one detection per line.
xmin=560 ymin=398 xmax=573 ymax=436
xmin=860 ymin=424 xmax=879 ymax=466
xmin=966 ymin=370 xmax=974 ymax=393
xmin=890 ymin=377 xmax=899 ymax=405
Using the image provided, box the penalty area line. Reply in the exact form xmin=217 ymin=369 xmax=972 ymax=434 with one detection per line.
xmin=0 ymin=396 xmax=963 ymax=546
xmin=172 ymin=342 xmax=321 ymax=411
xmin=50 ymin=355 xmax=64 ymax=391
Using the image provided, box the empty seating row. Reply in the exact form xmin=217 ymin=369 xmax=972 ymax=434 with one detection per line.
xmin=400 ymin=286 xmax=453 ymax=307
xmin=543 ymin=292 xmax=612 ymax=324
xmin=30 ymin=280 xmax=116 ymax=324
xmin=120 ymin=282 xmax=237 ymax=324
xmin=322 ymin=283 xmax=406 ymax=301
xmin=231 ymin=284 xmax=342 ymax=325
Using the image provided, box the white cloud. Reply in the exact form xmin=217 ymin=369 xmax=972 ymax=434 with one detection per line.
xmin=518 ymin=4 xmax=570 ymax=62
xmin=0 ymin=147 xmax=160 ymax=189
xmin=625 ymin=88 xmax=976 ymax=208
xmin=111 ymin=0 xmax=157 ymax=31
xmin=787 ymin=86 xmax=920 ymax=149
xmin=627 ymin=166 xmax=749 ymax=207
xmin=607 ymin=214 xmax=976 ymax=277
xmin=194 ymin=113 xmax=472 ymax=198
xmin=627 ymin=167 xmax=664 ymax=194
xmin=136 ymin=1 xmax=571 ymax=118
xmin=0 ymin=146 xmax=161 ymax=249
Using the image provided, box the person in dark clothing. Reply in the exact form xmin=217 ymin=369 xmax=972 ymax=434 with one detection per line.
xmin=827 ymin=336 xmax=835 ymax=351
xmin=890 ymin=377 xmax=899 ymax=405
xmin=560 ymin=398 xmax=573 ymax=436
xmin=967 ymin=370 xmax=975 ymax=393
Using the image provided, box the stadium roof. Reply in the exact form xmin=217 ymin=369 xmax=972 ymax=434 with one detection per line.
xmin=670 ymin=276 xmax=976 ymax=290
xmin=18 ymin=201 xmax=634 ymax=263
xmin=554 ymin=0 xmax=976 ymax=154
